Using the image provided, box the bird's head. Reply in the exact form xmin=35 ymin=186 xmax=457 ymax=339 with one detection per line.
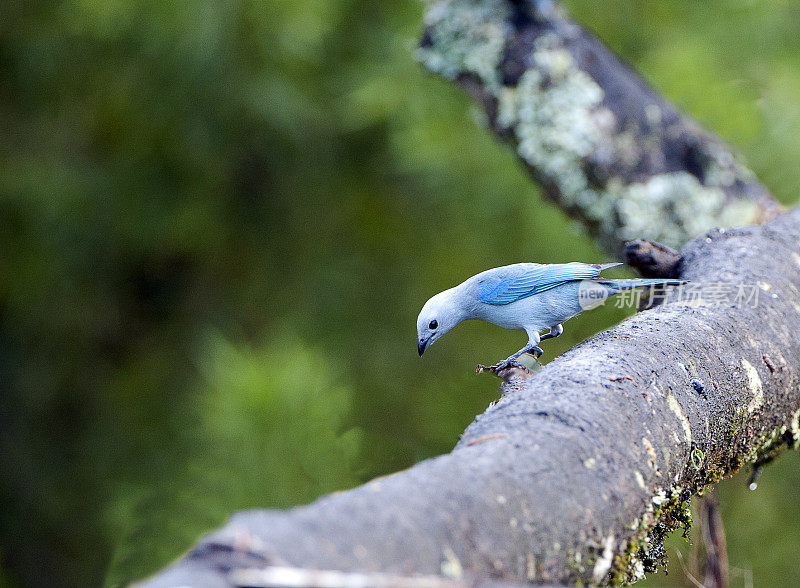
xmin=416 ymin=288 xmax=466 ymax=356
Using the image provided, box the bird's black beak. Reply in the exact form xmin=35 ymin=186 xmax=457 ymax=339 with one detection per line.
xmin=418 ymin=337 xmax=430 ymax=356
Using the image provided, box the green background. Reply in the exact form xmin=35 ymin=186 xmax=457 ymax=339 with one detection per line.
xmin=1 ymin=1 xmax=798 ymax=585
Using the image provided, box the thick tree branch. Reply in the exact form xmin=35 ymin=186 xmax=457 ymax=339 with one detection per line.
xmin=138 ymin=207 xmax=800 ymax=586
xmin=418 ymin=0 xmax=780 ymax=251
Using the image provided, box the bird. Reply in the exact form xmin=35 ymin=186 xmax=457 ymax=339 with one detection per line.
xmin=416 ymin=262 xmax=685 ymax=372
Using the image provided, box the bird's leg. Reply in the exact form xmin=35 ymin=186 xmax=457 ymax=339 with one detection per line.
xmin=506 ymin=344 xmax=536 ymax=365
xmin=481 ymin=333 xmax=541 ymax=373
xmin=538 ymin=323 xmax=563 ymax=343
xmin=527 ymin=345 xmax=544 ymax=359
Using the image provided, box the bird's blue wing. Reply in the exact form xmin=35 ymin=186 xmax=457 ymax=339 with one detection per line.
xmin=478 ymin=263 xmax=602 ymax=305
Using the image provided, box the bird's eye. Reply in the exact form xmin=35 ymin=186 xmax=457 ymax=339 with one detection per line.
xmin=429 ymin=320 xmax=438 ymax=330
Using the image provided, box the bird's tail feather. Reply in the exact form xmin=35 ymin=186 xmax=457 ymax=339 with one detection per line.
xmin=597 ymin=262 xmax=624 ymax=272
xmin=598 ymin=278 xmax=686 ymax=291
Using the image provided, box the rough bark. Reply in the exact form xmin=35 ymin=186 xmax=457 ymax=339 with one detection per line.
xmin=418 ymin=0 xmax=780 ymax=251
xmin=138 ymin=206 xmax=800 ymax=586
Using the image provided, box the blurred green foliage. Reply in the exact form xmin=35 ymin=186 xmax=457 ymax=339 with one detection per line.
xmin=0 ymin=0 xmax=798 ymax=586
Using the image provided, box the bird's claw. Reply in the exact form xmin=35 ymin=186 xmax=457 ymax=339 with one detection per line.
xmin=476 ymin=359 xmax=529 ymax=375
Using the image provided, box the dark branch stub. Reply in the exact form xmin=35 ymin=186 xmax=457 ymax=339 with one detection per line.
xmin=698 ymin=489 xmax=730 ymax=588
xmin=624 ymin=239 xmax=683 ymax=279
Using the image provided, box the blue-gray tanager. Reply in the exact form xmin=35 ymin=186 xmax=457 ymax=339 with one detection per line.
xmin=416 ymin=262 xmax=684 ymax=371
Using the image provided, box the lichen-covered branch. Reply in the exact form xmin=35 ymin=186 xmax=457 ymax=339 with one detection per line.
xmin=137 ymin=207 xmax=800 ymax=587
xmin=418 ymin=0 xmax=781 ymax=251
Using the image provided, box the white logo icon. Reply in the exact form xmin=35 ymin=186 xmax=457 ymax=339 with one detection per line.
xmin=577 ymin=280 xmax=609 ymax=310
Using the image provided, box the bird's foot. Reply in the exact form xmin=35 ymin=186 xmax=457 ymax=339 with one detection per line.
xmin=527 ymin=346 xmax=544 ymax=359
xmin=476 ymin=358 xmax=529 ymax=375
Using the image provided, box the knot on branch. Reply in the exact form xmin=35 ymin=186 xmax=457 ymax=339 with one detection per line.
xmin=624 ymin=239 xmax=683 ymax=279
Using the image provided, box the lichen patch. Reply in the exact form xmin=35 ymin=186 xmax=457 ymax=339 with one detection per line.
xmin=418 ymin=0 xmax=510 ymax=91
xmin=440 ymin=546 xmax=463 ymax=579
xmin=666 ymin=393 xmax=692 ymax=445
xmin=634 ymin=471 xmax=646 ymax=490
xmin=643 ymin=437 xmax=658 ymax=470
xmin=592 ymin=534 xmax=615 ymax=582
xmin=742 ymin=359 xmax=764 ymax=413
xmin=791 ymin=407 xmax=800 ymax=450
